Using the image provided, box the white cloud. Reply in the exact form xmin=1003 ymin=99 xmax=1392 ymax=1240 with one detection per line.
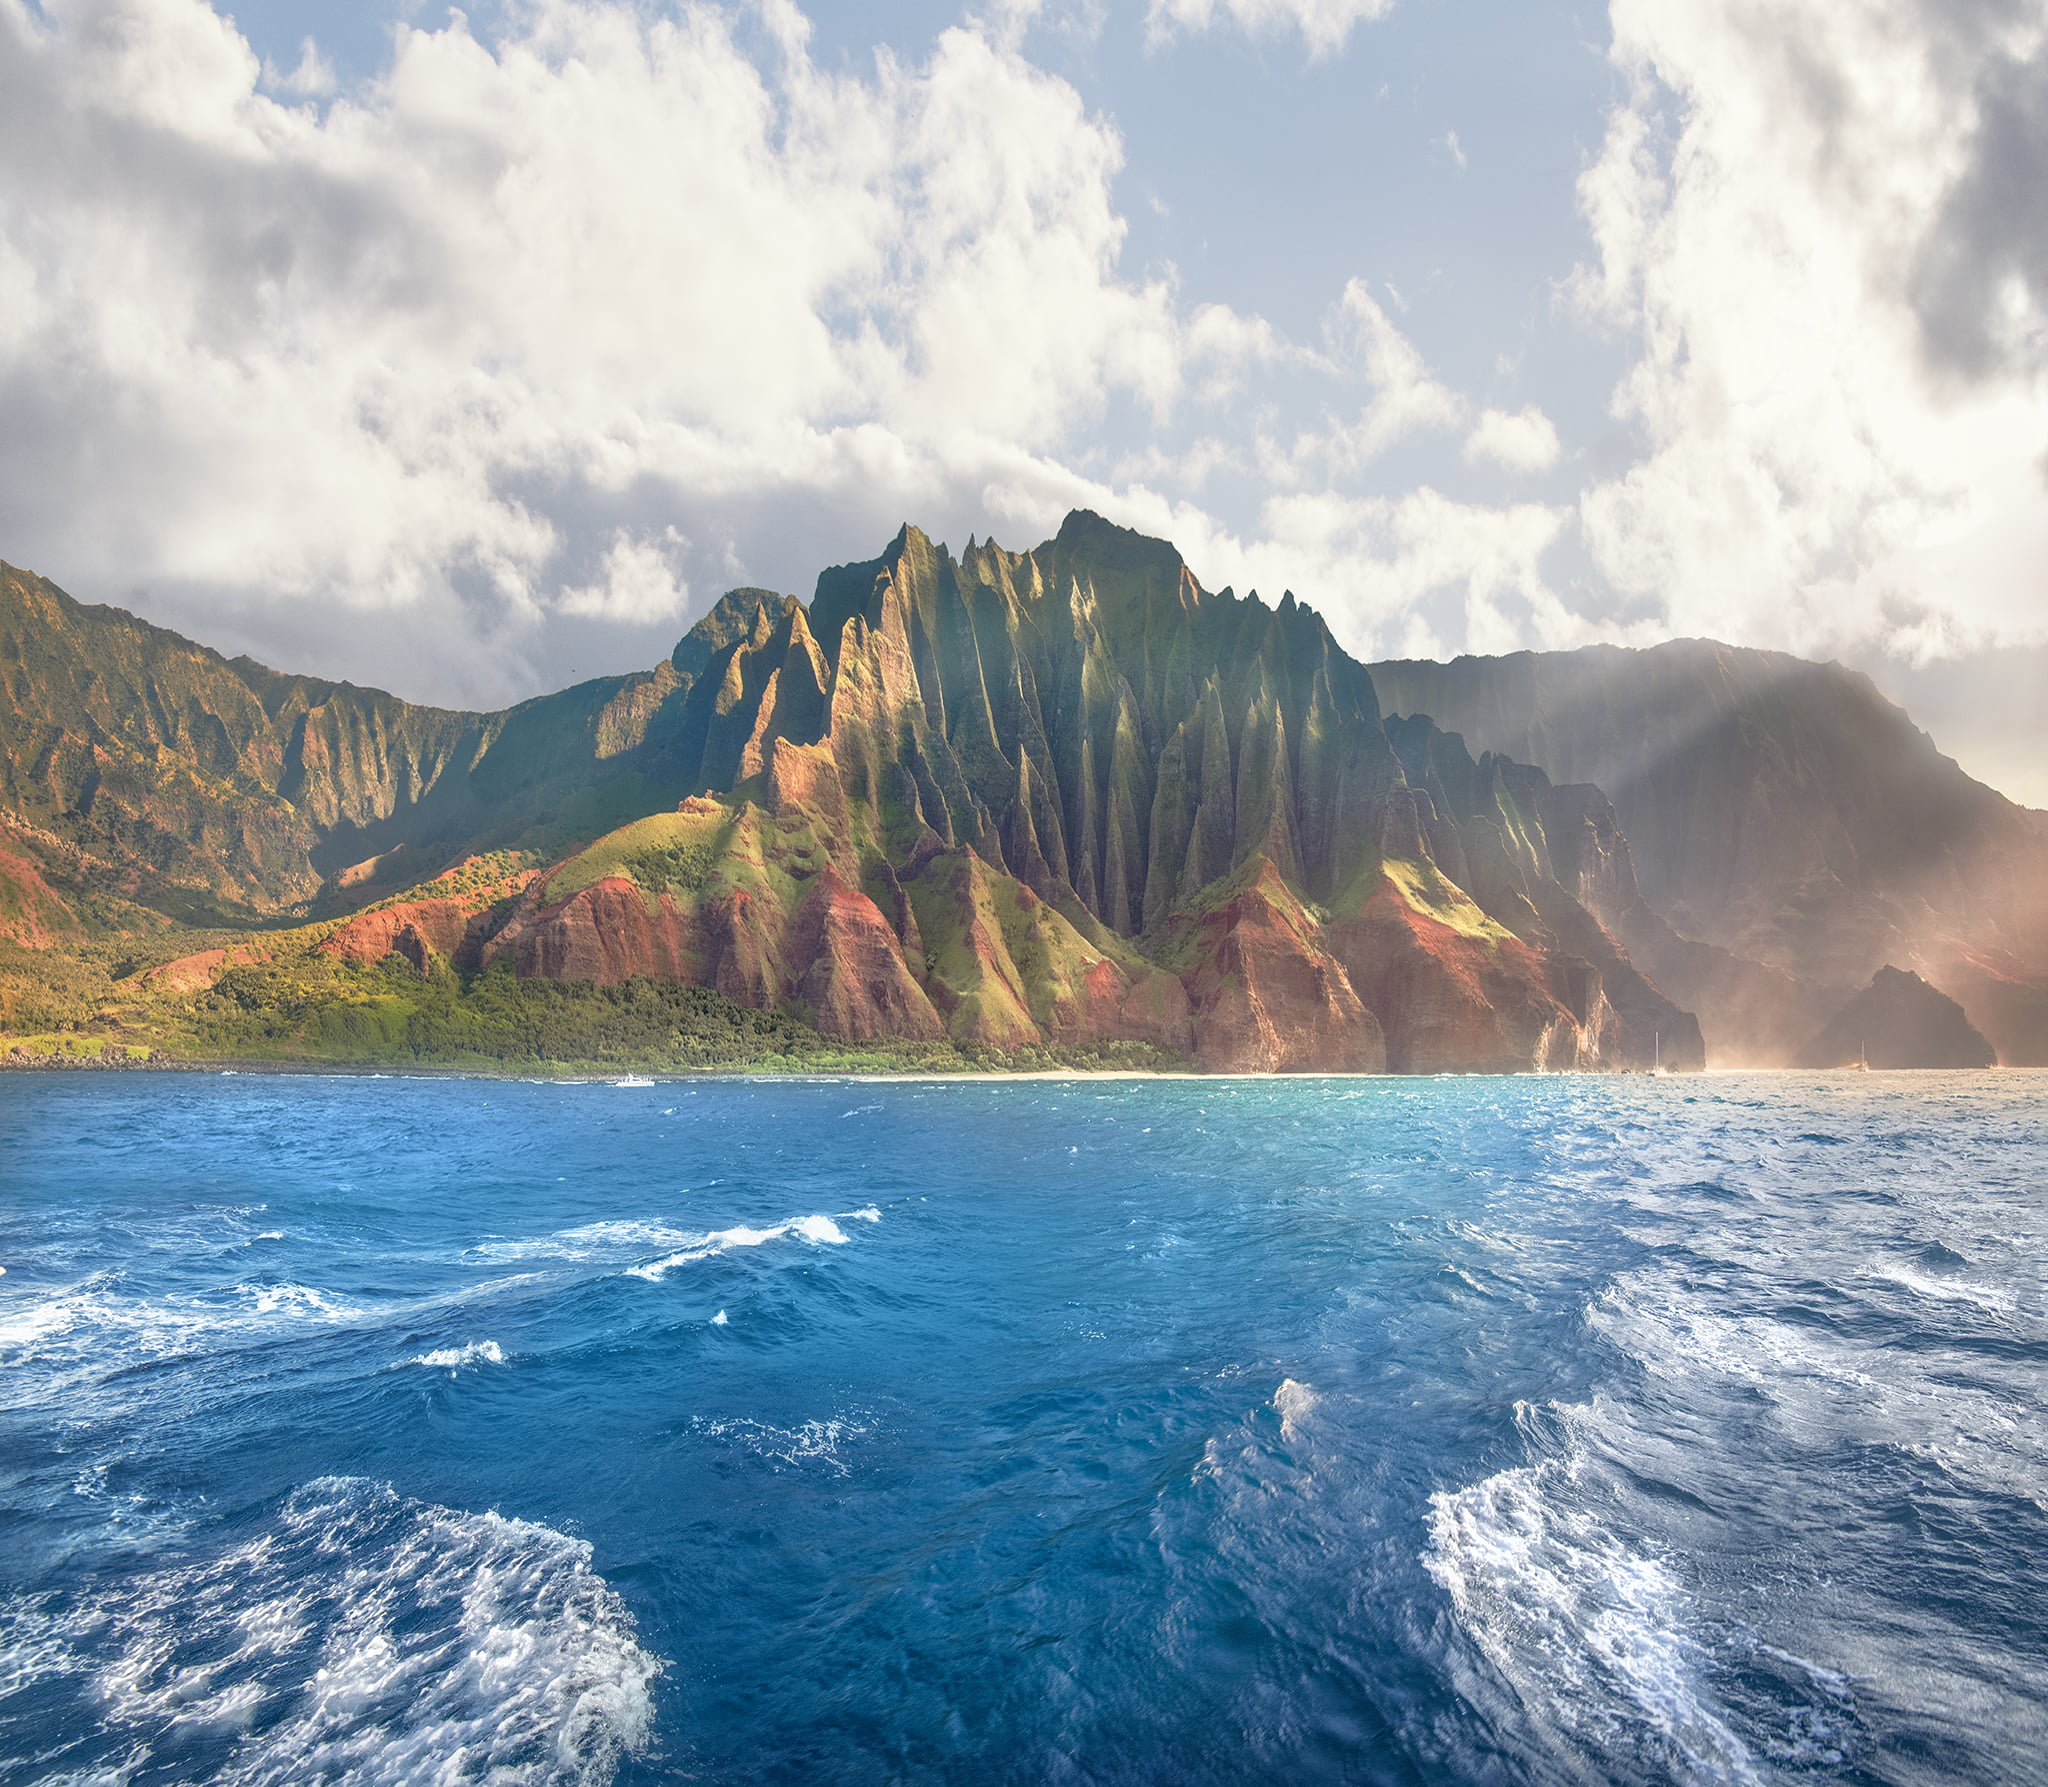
xmin=1465 ymin=406 xmax=1561 ymax=473
xmin=0 ymin=0 xmax=1560 ymax=705
xmin=1144 ymin=0 xmax=1393 ymax=60
xmin=974 ymin=454 xmax=1576 ymax=665
xmin=77 ymin=0 xmax=2048 ymax=726
xmin=557 ymin=527 xmax=691 ymax=624
xmin=264 ymin=36 xmax=335 ymax=98
xmin=1574 ymin=0 xmax=2048 ymax=663
xmin=1268 ymin=281 xmax=1466 ymax=478
xmin=0 ymin=0 xmax=1274 ymax=699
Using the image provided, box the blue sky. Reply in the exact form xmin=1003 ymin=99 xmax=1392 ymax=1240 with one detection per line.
xmin=1 ymin=0 xmax=2043 ymax=798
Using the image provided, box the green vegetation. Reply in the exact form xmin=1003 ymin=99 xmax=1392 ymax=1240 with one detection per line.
xmin=544 ymin=808 xmax=732 ymax=907
xmin=0 ymin=935 xmax=1184 ymax=1077
xmin=1372 ymin=856 xmax=1518 ymax=943
xmin=358 ymin=850 xmax=543 ymax=908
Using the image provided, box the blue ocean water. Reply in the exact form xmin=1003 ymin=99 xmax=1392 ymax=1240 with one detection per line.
xmin=0 ymin=1071 xmax=2043 ymax=1787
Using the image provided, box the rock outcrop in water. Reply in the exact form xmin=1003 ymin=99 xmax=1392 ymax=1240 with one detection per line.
xmin=8 ymin=515 xmax=2029 ymax=1072
xmin=1794 ymin=966 xmax=1996 ymax=1070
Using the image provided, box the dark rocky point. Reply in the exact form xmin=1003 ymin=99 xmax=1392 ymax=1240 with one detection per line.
xmin=1795 ymin=965 xmax=1997 ymax=1069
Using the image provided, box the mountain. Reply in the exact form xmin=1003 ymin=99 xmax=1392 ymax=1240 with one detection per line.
xmin=7 ymin=513 xmax=2033 ymax=1075
xmin=0 ymin=519 xmax=1699 ymax=1073
xmin=0 ymin=558 xmax=713 ymax=919
xmin=1370 ymin=643 xmax=2048 ymax=1064
xmin=456 ymin=514 xmax=1694 ymax=1072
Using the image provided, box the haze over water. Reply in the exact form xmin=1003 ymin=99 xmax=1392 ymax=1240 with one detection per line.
xmin=1 ymin=1072 xmax=2043 ymax=1786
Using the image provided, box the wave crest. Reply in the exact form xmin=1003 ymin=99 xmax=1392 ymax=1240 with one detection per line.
xmin=0 ymin=1476 xmax=660 ymax=1785
xmin=1425 ymin=1455 xmax=1761 ymax=1786
xmin=410 ymin=1339 xmax=507 ymax=1369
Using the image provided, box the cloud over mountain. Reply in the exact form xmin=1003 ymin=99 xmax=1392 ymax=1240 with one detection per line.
xmin=0 ymin=0 xmax=2040 ymax=783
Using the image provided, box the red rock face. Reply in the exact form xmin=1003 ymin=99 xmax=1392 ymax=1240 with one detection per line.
xmin=138 ymin=942 xmax=272 ymax=994
xmin=1327 ymin=881 xmax=1584 ymax=1074
xmin=319 ymin=899 xmax=487 ymax=967
xmin=0 ymin=842 xmax=80 ymax=949
xmin=487 ymin=879 xmax=705 ymax=987
xmin=1065 ymin=956 xmax=1197 ymax=1055
xmin=1172 ymin=862 xmax=1386 ymax=1073
xmin=141 ymin=948 xmax=231 ymax=994
xmin=483 ymin=865 xmax=946 ymax=1046
xmin=789 ymin=867 xmax=943 ymax=1042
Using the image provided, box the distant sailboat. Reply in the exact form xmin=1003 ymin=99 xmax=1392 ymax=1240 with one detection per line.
xmin=1848 ymin=1038 xmax=1870 ymax=1072
xmin=1650 ymin=1031 xmax=1669 ymax=1077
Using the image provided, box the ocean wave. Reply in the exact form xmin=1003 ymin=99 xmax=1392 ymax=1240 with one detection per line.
xmin=1272 ymin=1378 xmax=1317 ymax=1443
xmin=1873 ymin=1264 xmax=2015 ymax=1313
xmin=1590 ymin=1272 xmax=2047 ymax=1504
xmin=464 ymin=1206 xmax=882 ymax=1278
xmin=1425 ymin=1455 xmax=1763 ymax=1786
xmin=410 ymin=1339 xmax=507 ymax=1369
xmin=0 ymin=1476 xmax=660 ymax=1785
xmin=466 ymin=1218 xmax=708 ymax=1263
xmin=628 ymin=1210 xmax=873 ymax=1281
xmin=0 ymin=1274 xmax=377 ymax=1402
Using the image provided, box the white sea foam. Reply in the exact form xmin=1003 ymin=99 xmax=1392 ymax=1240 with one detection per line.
xmin=1591 ymin=1271 xmax=2046 ymax=1504
xmin=410 ymin=1339 xmax=507 ymax=1369
xmin=693 ymin=1415 xmax=867 ymax=1474
xmin=0 ymin=1275 xmax=377 ymax=1403
xmin=1425 ymin=1455 xmax=1762 ymax=1786
xmin=1273 ymin=1378 xmax=1318 ymax=1443
xmin=247 ymin=1283 xmax=358 ymax=1318
xmin=627 ymin=1210 xmax=867 ymax=1281
xmin=1875 ymin=1265 xmax=2014 ymax=1313
xmin=467 ymin=1218 xmax=704 ymax=1264
xmin=0 ymin=1477 xmax=660 ymax=1785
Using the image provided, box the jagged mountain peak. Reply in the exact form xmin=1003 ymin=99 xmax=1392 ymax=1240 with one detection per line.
xmin=6 ymin=519 xmax=2040 ymax=1071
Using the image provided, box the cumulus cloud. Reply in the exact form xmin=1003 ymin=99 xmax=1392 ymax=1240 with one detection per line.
xmin=0 ymin=0 xmax=1260 ymax=697
xmin=557 ymin=528 xmax=692 ymax=625
xmin=20 ymin=0 xmax=2038 ymax=776
xmin=0 ymin=0 xmax=1559 ymax=705
xmin=263 ymin=36 xmax=335 ymax=98
xmin=1144 ymin=0 xmax=1393 ymax=59
xmin=1465 ymin=406 xmax=1561 ymax=473
xmin=1574 ymin=0 xmax=2048 ymax=663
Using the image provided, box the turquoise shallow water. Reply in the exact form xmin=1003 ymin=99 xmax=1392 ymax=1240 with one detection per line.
xmin=0 ymin=1070 xmax=2043 ymax=1786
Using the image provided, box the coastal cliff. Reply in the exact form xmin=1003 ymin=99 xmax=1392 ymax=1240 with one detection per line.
xmin=1371 ymin=643 xmax=2048 ymax=1064
xmin=4 ymin=514 xmax=2029 ymax=1073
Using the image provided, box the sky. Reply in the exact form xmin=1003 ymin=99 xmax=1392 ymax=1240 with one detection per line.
xmin=0 ymin=0 xmax=2044 ymax=802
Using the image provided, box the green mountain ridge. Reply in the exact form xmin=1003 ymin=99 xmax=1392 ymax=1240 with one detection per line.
xmin=4 ymin=512 xmax=2036 ymax=1072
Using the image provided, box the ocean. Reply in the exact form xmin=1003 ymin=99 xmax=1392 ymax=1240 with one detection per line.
xmin=0 ymin=1071 xmax=2042 ymax=1786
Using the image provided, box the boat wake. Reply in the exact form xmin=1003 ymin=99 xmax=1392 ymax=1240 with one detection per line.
xmin=0 ymin=1477 xmax=660 ymax=1786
